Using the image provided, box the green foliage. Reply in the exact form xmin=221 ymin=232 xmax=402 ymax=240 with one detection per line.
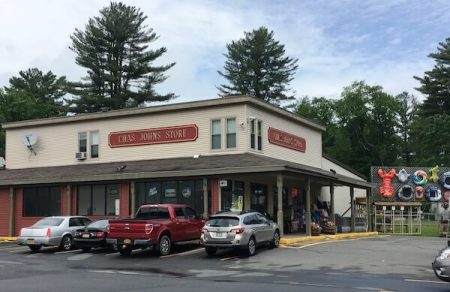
xmin=69 ymin=2 xmax=176 ymax=113
xmin=218 ymin=27 xmax=298 ymax=105
xmin=414 ymin=37 xmax=450 ymax=115
xmin=0 ymin=68 xmax=67 ymax=157
xmin=410 ymin=114 xmax=450 ymax=166
xmin=300 ymin=81 xmax=402 ymax=176
xmin=3 ymin=68 xmax=67 ymax=119
xmin=292 ymin=96 xmax=337 ymax=150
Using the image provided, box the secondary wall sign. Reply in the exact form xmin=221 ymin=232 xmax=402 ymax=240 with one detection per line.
xmin=109 ymin=124 xmax=198 ymax=148
xmin=268 ymin=127 xmax=306 ymax=153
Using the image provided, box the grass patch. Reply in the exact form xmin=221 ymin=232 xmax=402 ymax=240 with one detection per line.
xmin=421 ymin=221 xmax=440 ymax=237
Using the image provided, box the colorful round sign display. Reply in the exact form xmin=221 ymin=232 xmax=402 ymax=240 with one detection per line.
xmin=412 ymin=170 xmax=428 ymax=186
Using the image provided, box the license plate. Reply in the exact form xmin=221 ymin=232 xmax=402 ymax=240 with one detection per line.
xmin=26 ymin=239 xmax=35 ymax=245
xmin=211 ymin=232 xmax=226 ymax=238
xmin=124 ymin=239 xmax=131 ymax=244
xmin=82 ymin=233 xmax=90 ymax=239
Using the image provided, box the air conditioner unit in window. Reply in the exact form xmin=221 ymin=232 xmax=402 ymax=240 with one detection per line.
xmin=75 ymin=152 xmax=87 ymax=160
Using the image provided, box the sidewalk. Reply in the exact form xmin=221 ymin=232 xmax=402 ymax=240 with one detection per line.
xmin=280 ymin=232 xmax=379 ymax=245
xmin=1 ymin=233 xmax=379 ymax=244
xmin=0 ymin=237 xmax=17 ymax=243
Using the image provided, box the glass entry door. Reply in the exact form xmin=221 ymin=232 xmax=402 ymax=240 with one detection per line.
xmin=251 ymin=183 xmax=267 ymax=214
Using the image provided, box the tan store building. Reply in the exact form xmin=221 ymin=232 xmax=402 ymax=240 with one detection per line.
xmin=0 ymin=96 xmax=372 ymax=237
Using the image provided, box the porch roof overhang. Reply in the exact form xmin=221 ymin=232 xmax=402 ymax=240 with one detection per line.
xmin=0 ymin=153 xmax=373 ymax=189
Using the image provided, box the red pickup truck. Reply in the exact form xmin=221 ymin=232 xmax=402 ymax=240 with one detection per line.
xmin=107 ymin=204 xmax=205 ymax=256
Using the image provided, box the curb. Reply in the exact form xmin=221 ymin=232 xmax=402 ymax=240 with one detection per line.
xmin=0 ymin=237 xmax=17 ymax=243
xmin=280 ymin=232 xmax=379 ymax=245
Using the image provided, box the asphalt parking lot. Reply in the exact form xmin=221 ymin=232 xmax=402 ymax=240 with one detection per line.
xmin=0 ymin=236 xmax=448 ymax=292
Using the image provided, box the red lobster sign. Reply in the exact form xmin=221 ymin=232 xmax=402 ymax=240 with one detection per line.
xmin=378 ymin=168 xmax=397 ymax=198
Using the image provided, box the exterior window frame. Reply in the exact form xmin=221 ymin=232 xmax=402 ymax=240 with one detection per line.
xmin=23 ymin=186 xmax=61 ymax=217
xmin=77 ymin=184 xmax=119 ymax=216
xmin=226 ymin=117 xmax=236 ymax=149
xmin=249 ymin=118 xmax=263 ymax=152
xmin=211 ymin=119 xmax=222 ymax=150
xmin=90 ymin=130 xmax=99 ymax=158
xmin=78 ymin=132 xmax=87 ymax=153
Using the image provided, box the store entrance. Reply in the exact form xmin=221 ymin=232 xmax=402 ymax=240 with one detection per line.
xmin=250 ymin=183 xmax=267 ymax=214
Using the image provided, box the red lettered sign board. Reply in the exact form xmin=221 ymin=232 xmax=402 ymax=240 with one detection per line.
xmin=109 ymin=124 xmax=198 ymax=148
xmin=268 ymin=127 xmax=306 ymax=153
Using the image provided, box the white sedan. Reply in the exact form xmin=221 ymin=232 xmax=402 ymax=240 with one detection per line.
xmin=17 ymin=216 xmax=92 ymax=252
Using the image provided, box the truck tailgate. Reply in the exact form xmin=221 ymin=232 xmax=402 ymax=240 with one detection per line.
xmin=108 ymin=220 xmax=148 ymax=238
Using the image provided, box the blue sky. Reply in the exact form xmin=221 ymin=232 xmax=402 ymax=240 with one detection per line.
xmin=0 ymin=0 xmax=449 ymax=103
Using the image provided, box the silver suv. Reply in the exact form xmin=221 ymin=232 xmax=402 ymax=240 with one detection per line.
xmin=200 ymin=211 xmax=280 ymax=256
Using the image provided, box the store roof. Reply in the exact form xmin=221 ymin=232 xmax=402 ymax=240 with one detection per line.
xmin=0 ymin=153 xmax=372 ymax=189
xmin=1 ymin=95 xmax=325 ymax=132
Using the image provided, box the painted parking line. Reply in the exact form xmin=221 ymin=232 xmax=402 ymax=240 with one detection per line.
xmin=219 ymin=256 xmax=239 ymax=261
xmin=404 ymin=278 xmax=448 ymax=285
xmin=8 ymin=248 xmax=30 ymax=253
xmin=160 ymin=247 xmax=203 ymax=258
xmin=54 ymin=249 xmax=81 ymax=254
xmin=2 ymin=246 xmax=28 ymax=252
xmin=67 ymin=253 xmax=93 ymax=261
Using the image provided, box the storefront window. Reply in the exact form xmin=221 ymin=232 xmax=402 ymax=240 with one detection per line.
xmin=221 ymin=180 xmax=244 ymax=212
xmin=251 ymin=183 xmax=267 ymax=214
xmin=179 ymin=180 xmax=195 ymax=206
xmin=106 ymin=185 xmax=119 ymax=215
xmin=23 ymin=186 xmax=61 ymax=217
xmin=78 ymin=185 xmax=91 ymax=215
xmin=135 ymin=180 xmax=204 ymax=214
xmin=162 ymin=181 xmax=178 ymax=204
xmin=77 ymin=184 xmax=118 ymax=216
xmin=146 ymin=182 xmax=161 ymax=204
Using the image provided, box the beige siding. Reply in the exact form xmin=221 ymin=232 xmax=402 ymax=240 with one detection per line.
xmin=6 ymin=105 xmax=247 ymax=169
xmin=320 ymin=157 xmax=366 ymax=215
xmin=247 ymin=106 xmax=322 ymax=168
xmin=321 ymin=157 xmax=365 ymax=180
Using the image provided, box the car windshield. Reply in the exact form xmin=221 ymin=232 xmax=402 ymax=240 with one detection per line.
xmin=206 ymin=216 xmax=239 ymax=227
xmin=87 ymin=220 xmax=108 ymax=229
xmin=33 ymin=218 xmax=64 ymax=227
xmin=135 ymin=207 xmax=170 ymax=220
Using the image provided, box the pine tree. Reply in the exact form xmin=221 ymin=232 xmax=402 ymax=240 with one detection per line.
xmin=414 ymin=37 xmax=450 ymax=115
xmin=69 ymin=2 xmax=176 ymax=113
xmin=217 ymin=27 xmax=298 ymax=105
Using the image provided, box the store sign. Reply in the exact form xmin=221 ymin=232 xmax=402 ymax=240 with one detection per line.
xmin=268 ymin=127 xmax=306 ymax=153
xmin=108 ymin=124 xmax=198 ymax=148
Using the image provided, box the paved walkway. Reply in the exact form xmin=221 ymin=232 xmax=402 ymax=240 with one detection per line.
xmin=0 ymin=237 xmax=16 ymax=243
xmin=280 ymin=232 xmax=379 ymax=245
xmin=1 ymin=232 xmax=379 ymax=245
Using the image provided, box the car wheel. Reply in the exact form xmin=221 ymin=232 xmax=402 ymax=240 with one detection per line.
xmin=158 ymin=235 xmax=171 ymax=256
xmin=246 ymin=236 xmax=256 ymax=256
xmin=205 ymin=247 xmax=217 ymax=256
xmin=60 ymin=235 xmax=73 ymax=251
xmin=28 ymin=245 xmax=41 ymax=252
xmin=270 ymin=231 xmax=280 ymax=248
xmin=82 ymin=247 xmax=91 ymax=253
xmin=118 ymin=246 xmax=132 ymax=256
